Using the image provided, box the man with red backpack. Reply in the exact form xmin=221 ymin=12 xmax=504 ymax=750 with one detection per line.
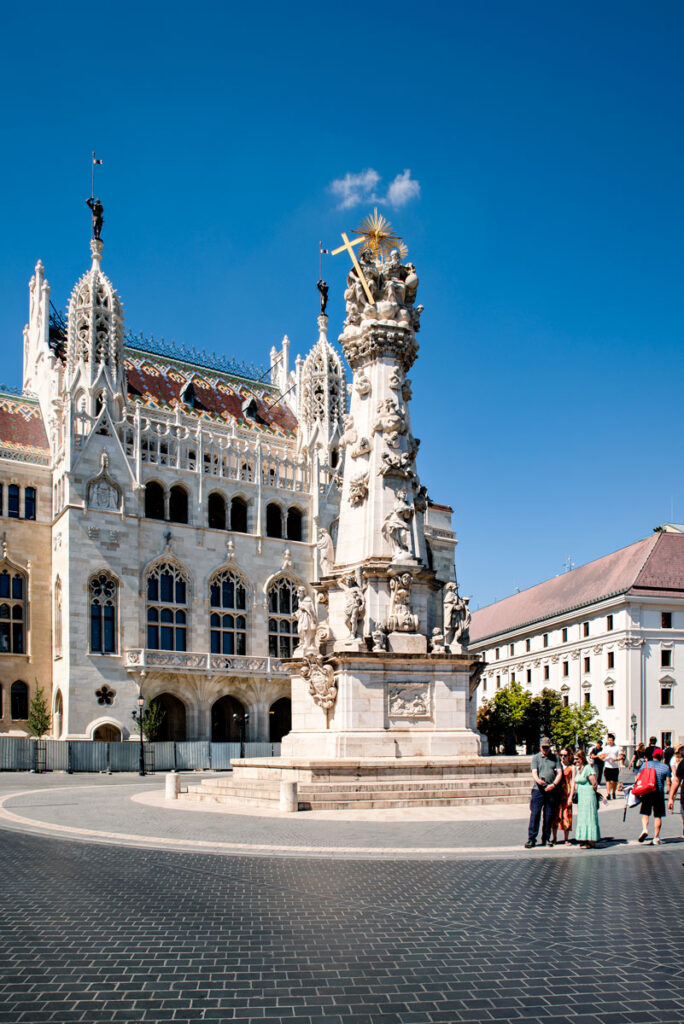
xmin=636 ymin=748 xmax=672 ymax=845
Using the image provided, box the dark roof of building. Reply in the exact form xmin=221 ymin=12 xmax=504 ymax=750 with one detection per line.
xmin=469 ymin=533 xmax=683 ymax=643
xmin=0 ymin=392 xmax=50 ymax=461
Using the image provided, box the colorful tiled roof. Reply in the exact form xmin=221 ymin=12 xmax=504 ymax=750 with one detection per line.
xmin=124 ymin=349 xmax=298 ymax=438
xmin=470 ymin=535 xmax=661 ymax=642
xmin=0 ymin=393 xmax=50 ymax=462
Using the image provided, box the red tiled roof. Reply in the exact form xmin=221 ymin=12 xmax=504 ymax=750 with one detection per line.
xmin=631 ymin=532 xmax=684 ymax=591
xmin=124 ymin=350 xmax=298 ymax=438
xmin=0 ymin=394 xmax=50 ymax=459
xmin=470 ymin=535 xmax=660 ymax=643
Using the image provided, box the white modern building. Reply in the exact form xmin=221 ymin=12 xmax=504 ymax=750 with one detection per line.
xmin=470 ymin=531 xmax=684 ymax=752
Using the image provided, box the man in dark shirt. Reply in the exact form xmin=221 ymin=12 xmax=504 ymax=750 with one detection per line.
xmin=667 ymin=745 xmax=684 ymax=837
xmin=588 ymin=740 xmax=604 ymax=786
xmin=525 ymin=738 xmax=562 ymax=849
xmin=644 ymin=735 xmax=658 ymax=761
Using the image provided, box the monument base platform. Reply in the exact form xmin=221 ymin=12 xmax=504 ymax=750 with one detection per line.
xmin=181 ymin=755 xmax=533 ymax=811
xmin=281 ymin=727 xmax=481 ymax=759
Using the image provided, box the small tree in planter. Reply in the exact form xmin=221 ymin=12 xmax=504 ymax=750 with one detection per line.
xmin=27 ymin=686 xmax=51 ymax=738
xmin=132 ymin=698 xmax=166 ymax=741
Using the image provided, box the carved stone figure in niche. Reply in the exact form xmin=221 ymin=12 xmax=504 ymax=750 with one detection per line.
xmin=381 ymin=488 xmax=414 ymax=560
xmin=317 ymin=528 xmax=335 ymax=575
xmin=388 ymin=683 xmax=430 ymax=718
xmin=348 ymin=472 xmax=369 ymax=506
xmin=456 ymin=596 xmax=471 ymax=649
xmin=339 ymin=414 xmax=357 ymax=450
xmin=350 ymin=436 xmax=371 ymax=459
xmin=338 ymin=574 xmax=366 ymax=638
xmin=294 ymin=587 xmax=318 ymax=656
xmin=387 ymin=572 xmax=419 ymax=633
xmin=86 ymin=452 xmax=122 ymax=511
xmin=354 ymin=372 xmax=371 ymax=397
xmin=443 ymin=583 xmax=471 ymax=650
xmin=383 ymin=250 xmax=406 ymax=305
xmin=372 ymin=398 xmax=407 ymax=448
xmin=379 ymin=448 xmax=413 ymax=480
xmin=371 ymin=627 xmax=387 ymax=652
xmin=299 ymin=655 xmax=337 ymax=711
xmin=430 ymin=627 xmax=445 ymax=654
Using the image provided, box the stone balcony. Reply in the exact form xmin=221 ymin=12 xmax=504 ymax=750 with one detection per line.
xmin=124 ymin=649 xmax=290 ymax=678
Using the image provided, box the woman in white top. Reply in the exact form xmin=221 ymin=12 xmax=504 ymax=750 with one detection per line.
xmin=600 ymin=732 xmax=623 ymax=801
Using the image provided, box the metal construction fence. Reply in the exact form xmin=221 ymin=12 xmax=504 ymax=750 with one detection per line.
xmin=0 ymin=737 xmax=281 ymax=773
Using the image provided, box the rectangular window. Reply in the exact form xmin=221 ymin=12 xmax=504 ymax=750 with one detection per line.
xmin=509 ymin=643 xmax=515 ymax=656
xmin=482 ymin=679 xmax=487 ymax=692
xmin=543 ymin=633 xmax=549 ymax=648
xmin=496 ymin=675 xmax=501 ymax=689
xmin=562 ymin=661 xmax=569 ymax=677
xmin=527 ymin=669 xmax=532 ymax=684
xmin=526 ymin=638 xmax=531 ymax=652
xmin=662 ymin=731 xmax=672 ymax=748
xmin=562 ymin=628 xmax=568 ymax=642
xmin=661 ymin=611 xmax=672 ymax=629
xmin=543 ymin=665 xmax=550 ymax=681
xmin=583 ymin=621 xmax=590 ymax=637
xmin=584 ymin=692 xmax=591 ymax=706
xmin=607 ymin=651 xmax=614 ymax=669
xmin=606 ymin=614 xmax=613 ymax=631
xmin=661 ymin=649 xmax=672 ymax=668
xmin=660 ymin=687 xmax=672 ymax=707
xmin=607 ymin=689 xmax=615 ymax=708
xmin=511 ymin=671 xmax=515 ymax=682
xmin=8 ymin=485 xmax=19 ymax=518
xmin=0 ymin=484 xmax=3 ymax=517
xmin=24 ymin=487 xmax=36 ymax=521
xmin=584 ymin=656 xmax=591 ymax=673
xmin=495 ymin=648 xmax=500 ymax=661
xmin=562 ymin=694 xmax=569 ymax=708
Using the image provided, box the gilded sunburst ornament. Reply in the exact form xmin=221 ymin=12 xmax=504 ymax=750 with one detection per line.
xmin=352 ymin=208 xmax=403 ymax=257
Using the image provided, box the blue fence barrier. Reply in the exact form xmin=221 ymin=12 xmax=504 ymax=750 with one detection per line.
xmin=0 ymin=737 xmax=282 ymax=772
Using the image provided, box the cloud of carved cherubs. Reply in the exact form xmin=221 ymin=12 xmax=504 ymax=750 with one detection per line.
xmin=329 ymin=168 xmax=421 ymax=210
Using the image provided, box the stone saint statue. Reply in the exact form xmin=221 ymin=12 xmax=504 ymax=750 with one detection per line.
xmin=443 ymin=583 xmax=471 ymax=650
xmin=338 ymin=575 xmax=366 ymax=638
xmin=317 ymin=528 xmax=335 ymax=575
xmin=381 ymin=489 xmax=414 ymax=560
xmin=317 ymin=279 xmax=329 ymax=315
xmin=86 ymin=197 xmax=104 ymax=240
xmin=294 ymin=586 xmax=318 ymax=656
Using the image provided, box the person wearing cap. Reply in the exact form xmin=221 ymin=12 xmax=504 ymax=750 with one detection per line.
xmin=524 ymin=737 xmax=563 ymax=848
xmin=637 ymin=747 xmax=672 ymax=845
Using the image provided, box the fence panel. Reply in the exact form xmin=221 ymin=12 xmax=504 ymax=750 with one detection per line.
xmin=109 ymin=743 xmax=140 ymax=772
xmin=44 ymin=740 xmax=69 ymax=771
xmin=244 ymin=742 xmax=281 ymax=758
xmin=151 ymin=742 xmax=176 ymax=771
xmin=70 ymin=741 xmax=108 ymax=772
xmin=175 ymin=741 xmax=210 ymax=770
xmin=0 ymin=737 xmax=33 ymax=770
xmin=210 ymin=742 xmax=241 ymax=770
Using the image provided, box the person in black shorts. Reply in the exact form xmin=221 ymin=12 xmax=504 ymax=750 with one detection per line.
xmin=637 ymin=748 xmax=672 ymax=845
xmin=667 ymin=745 xmax=684 ymax=837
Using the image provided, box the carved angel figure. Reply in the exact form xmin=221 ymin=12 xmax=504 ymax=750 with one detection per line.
xmin=386 ymin=572 xmax=419 ymax=633
xmin=348 ymin=472 xmax=369 ymax=506
xmin=372 ymin=398 xmax=407 ymax=448
xmin=354 ymin=372 xmax=371 ymax=397
xmin=379 ymin=449 xmax=413 ymax=479
xmin=381 ymin=489 xmax=414 ymax=559
xmin=317 ymin=528 xmax=335 ymax=576
xmin=294 ymin=587 xmax=318 ymax=656
xmin=338 ymin=574 xmax=366 ymax=638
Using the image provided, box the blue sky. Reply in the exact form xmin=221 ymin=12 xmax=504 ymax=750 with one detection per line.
xmin=2 ymin=1 xmax=683 ymax=608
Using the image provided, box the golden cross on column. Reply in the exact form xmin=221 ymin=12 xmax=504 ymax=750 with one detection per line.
xmin=331 ymin=233 xmax=375 ymax=305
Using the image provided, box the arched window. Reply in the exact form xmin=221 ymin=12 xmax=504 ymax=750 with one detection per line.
xmin=211 ymin=695 xmax=245 ymax=742
xmin=147 ymin=562 xmax=188 ymax=651
xmin=0 ymin=569 xmax=26 ymax=654
xmin=266 ymin=502 xmax=283 ymax=539
xmin=54 ymin=578 xmax=63 ymax=658
xmin=267 ymin=577 xmax=299 ymax=658
xmin=231 ymin=496 xmax=248 ymax=533
xmin=89 ymin=572 xmax=118 ymax=654
xmin=286 ymin=507 xmax=303 ymax=542
xmin=8 ymin=485 xmax=19 ymax=519
xmin=24 ymin=487 xmax=36 ymax=521
xmin=208 ymin=492 xmax=226 ymax=530
xmin=210 ymin=570 xmax=247 ymax=655
xmin=269 ymin=697 xmax=291 ymax=742
xmin=144 ymin=481 xmax=165 ymax=520
xmin=10 ymin=680 xmax=28 ymax=720
xmin=0 ymin=684 xmax=3 ymax=718
xmin=169 ymin=484 xmax=189 ymax=524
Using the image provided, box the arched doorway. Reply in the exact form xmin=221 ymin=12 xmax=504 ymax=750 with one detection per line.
xmin=93 ymin=723 xmax=122 ymax=742
xmin=211 ymin=695 xmax=246 ymax=742
xmin=53 ymin=690 xmax=63 ymax=738
xmin=154 ymin=693 xmax=187 ymax=741
xmin=269 ymin=697 xmax=291 ymax=743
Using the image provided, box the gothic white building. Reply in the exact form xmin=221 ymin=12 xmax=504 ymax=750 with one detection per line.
xmin=0 ymin=236 xmax=457 ymax=742
xmin=470 ymin=532 xmax=684 ymax=753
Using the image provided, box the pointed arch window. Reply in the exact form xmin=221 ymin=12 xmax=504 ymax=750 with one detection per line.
xmin=146 ymin=562 xmax=188 ymax=651
xmin=54 ymin=577 xmax=63 ymax=658
xmin=144 ymin=481 xmax=165 ymax=520
xmin=0 ymin=569 xmax=26 ymax=654
xmin=208 ymin=492 xmax=226 ymax=530
xmin=10 ymin=680 xmax=28 ymax=720
xmin=169 ymin=485 xmax=189 ymax=524
xmin=267 ymin=577 xmax=299 ymax=658
xmin=231 ymin=496 xmax=248 ymax=533
xmin=266 ymin=502 xmax=283 ymax=538
xmin=210 ymin=570 xmax=247 ymax=655
xmin=89 ymin=572 xmax=118 ymax=654
xmin=286 ymin=507 xmax=303 ymax=542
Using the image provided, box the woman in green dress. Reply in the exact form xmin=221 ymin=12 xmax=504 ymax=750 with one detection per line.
xmin=574 ymin=750 xmax=600 ymax=849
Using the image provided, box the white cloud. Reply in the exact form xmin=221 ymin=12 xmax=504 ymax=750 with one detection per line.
xmin=386 ymin=169 xmax=421 ymax=208
xmin=329 ymin=168 xmax=381 ymax=209
xmin=329 ymin=168 xmax=421 ymax=210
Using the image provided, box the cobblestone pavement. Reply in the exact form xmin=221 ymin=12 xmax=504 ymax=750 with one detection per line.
xmin=0 ymin=773 xmax=682 ymax=860
xmin=0 ymin=821 xmax=683 ymax=1024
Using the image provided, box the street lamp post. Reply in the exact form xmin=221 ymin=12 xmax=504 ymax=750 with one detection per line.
xmin=233 ymin=711 xmax=249 ymax=759
xmin=131 ymin=695 xmax=146 ymax=777
xmin=630 ymin=713 xmax=638 ymax=756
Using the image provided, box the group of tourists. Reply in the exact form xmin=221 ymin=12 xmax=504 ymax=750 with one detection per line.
xmin=524 ymin=733 xmax=684 ymax=850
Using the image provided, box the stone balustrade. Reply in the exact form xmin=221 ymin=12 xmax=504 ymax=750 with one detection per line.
xmin=123 ymin=649 xmax=290 ymax=677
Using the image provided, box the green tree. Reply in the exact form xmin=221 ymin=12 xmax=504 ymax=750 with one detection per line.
xmin=477 ymin=681 xmax=531 ymax=754
xmin=27 ymin=686 xmax=51 ymax=738
xmin=525 ymin=688 xmax=563 ymax=751
xmin=132 ymin=698 xmax=166 ymax=741
xmin=553 ymin=701 xmax=605 ymax=750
